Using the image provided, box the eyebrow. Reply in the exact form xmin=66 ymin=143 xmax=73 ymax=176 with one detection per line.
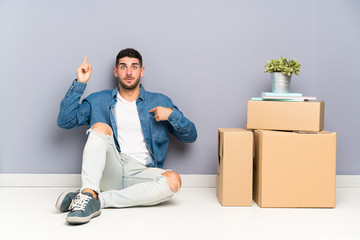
xmin=119 ymin=63 xmax=139 ymax=65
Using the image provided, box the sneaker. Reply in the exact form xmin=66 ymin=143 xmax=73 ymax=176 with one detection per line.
xmin=55 ymin=190 xmax=79 ymax=212
xmin=66 ymin=192 xmax=101 ymax=225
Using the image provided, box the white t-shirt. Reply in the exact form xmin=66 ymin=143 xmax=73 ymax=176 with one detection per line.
xmin=115 ymin=92 xmax=150 ymax=165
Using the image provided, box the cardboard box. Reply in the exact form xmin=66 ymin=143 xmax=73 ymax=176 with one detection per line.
xmin=217 ymin=128 xmax=253 ymax=206
xmin=253 ymin=130 xmax=336 ymax=208
xmin=247 ymin=100 xmax=324 ymax=132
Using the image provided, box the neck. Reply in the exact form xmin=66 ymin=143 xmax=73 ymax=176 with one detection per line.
xmin=118 ymin=84 xmax=141 ymax=102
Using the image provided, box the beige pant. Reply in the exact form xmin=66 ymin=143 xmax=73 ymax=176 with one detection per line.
xmin=81 ymin=129 xmax=175 ymax=208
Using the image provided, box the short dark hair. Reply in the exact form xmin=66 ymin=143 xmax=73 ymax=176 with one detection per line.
xmin=116 ymin=48 xmax=143 ymax=67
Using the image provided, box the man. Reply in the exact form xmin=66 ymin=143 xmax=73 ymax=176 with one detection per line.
xmin=56 ymin=48 xmax=197 ymax=225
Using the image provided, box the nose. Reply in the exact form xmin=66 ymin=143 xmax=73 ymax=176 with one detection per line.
xmin=126 ymin=67 xmax=132 ymax=76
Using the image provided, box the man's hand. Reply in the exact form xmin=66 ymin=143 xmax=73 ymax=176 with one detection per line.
xmin=76 ymin=56 xmax=92 ymax=84
xmin=149 ymin=106 xmax=173 ymax=122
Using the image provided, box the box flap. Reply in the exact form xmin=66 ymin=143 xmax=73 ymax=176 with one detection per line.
xmin=253 ymin=130 xmax=263 ymax=206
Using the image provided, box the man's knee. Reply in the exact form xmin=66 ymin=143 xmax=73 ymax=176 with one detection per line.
xmin=91 ymin=122 xmax=112 ymax=136
xmin=161 ymin=171 xmax=182 ymax=193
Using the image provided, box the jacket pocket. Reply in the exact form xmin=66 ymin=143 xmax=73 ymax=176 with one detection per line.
xmin=151 ymin=121 xmax=169 ymax=141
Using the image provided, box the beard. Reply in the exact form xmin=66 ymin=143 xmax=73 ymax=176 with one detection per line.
xmin=118 ymin=76 xmax=141 ymax=90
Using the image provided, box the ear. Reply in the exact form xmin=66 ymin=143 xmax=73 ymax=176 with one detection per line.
xmin=140 ymin=66 xmax=145 ymax=77
xmin=114 ymin=67 xmax=118 ymax=78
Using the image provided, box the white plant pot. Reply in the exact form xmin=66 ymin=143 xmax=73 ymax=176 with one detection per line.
xmin=271 ymin=72 xmax=292 ymax=93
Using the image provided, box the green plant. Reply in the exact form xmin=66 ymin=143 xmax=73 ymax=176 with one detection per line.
xmin=264 ymin=56 xmax=301 ymax=76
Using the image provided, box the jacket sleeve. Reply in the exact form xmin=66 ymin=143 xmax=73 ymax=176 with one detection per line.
xmin=57 ymin=80 xmax=91 ymax=129
xmin=167 ymin=99 xmax=197 ymax=143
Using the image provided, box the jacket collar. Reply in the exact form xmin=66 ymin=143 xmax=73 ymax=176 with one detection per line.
xmin=112 ymin=84 xmax=145 ymax=101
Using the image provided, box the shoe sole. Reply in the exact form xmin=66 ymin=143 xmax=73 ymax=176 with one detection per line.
xmin=66 ymin=210 xmax=101 ymax=225
xmin=55 ymin=191 xmax=72 ymax=212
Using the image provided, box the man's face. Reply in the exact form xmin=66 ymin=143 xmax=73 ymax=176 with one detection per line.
xmin=114 ymin=57 xmax=144 ymax=90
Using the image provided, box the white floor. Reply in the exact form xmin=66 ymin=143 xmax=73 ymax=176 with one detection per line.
xmin=0 ymin=187 xmax=359 ymax=240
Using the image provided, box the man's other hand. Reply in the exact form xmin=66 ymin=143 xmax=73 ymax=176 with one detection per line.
xmin=149 ymin=106 xmax=173 ymax=122
xmin=76 ymin=56 xmax=92 ymax=84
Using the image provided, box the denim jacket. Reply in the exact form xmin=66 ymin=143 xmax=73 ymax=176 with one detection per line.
xmin=57 ymin=80 xmax=197 ymax=168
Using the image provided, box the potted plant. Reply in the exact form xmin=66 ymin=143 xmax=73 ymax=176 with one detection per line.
xmin=264 ymin=56 xmax=301 ymax=93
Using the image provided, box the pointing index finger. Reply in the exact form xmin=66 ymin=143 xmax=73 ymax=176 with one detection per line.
xmin=83 ymin=56 xmax=88 ymax=63
xmin=149 ymin=107 xmax=157 ymax=113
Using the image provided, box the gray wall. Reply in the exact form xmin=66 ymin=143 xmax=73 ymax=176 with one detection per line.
xmin=1 ymin=0 xmax=359 ymax=174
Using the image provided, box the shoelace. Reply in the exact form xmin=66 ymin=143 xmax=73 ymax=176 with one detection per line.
xmin=69 ymin=193 xmax=91 ymax=211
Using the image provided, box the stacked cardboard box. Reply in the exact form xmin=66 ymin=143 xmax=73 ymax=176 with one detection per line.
xmin=216 ymin=101 xmax=337 ymax=208
xmin=247 ymin=101 xmax=336 ymax=208
xmin=247 ymin=101 xmax=324 ymax=132
xmin=216 ymin=129 xmax=253 ymax=206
